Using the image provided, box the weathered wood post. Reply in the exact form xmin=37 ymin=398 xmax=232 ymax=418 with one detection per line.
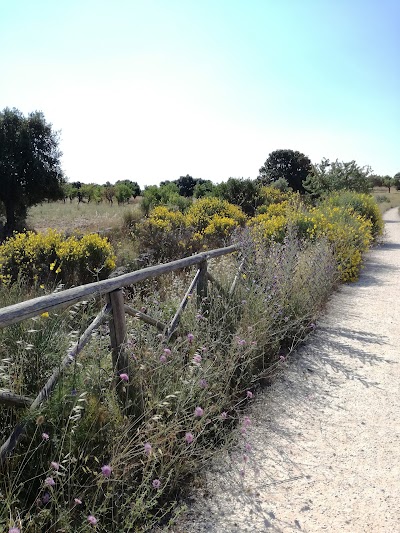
xmin=197 ymin=259 xmax=208 ymax=315
xmin=107 ymin=289 xmax=129 ymax=400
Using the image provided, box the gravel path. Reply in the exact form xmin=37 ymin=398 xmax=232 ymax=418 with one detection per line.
xmin=168 ymin=207 xmax=400 ymax=533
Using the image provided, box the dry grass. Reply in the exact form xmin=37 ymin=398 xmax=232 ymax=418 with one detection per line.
xmin=371 ymin=187 xmax=400 ymax=214
xmin=27 ymin=198 xmax=142 ymax=234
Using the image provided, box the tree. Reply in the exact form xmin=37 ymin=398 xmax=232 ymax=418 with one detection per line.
xmin=115 ymin=179 xmax=141 ymax=198
xmin=393 ymin=172 xmax=400 ymax=190
xmin=115 ymin=183 xmax=132 ymax=204
xmin=303 ymin=159 xmax=372 ymax=198
xmin=258 ymin=149 xmax=312 ymax=193
xmin=175 ymin=174 xmax=197 ymax=197
xmin=0 ymin=108 xmax=64 ymax=238
xmin=216 ymin=177 xmax=263 ymax=216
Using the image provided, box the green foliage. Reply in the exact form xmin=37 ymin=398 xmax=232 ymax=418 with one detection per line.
xmin=0 ymin=108 xmax=64 ymax=238
xmin=304 ymin=159 xmax=372 ymax=197
xmin=320 ymin=191 xmax=383 ymax=238
xmin=249 ymin=191 xmax=377 ymax=282
xmin=114 ymin=183 xmax=132 ymax=204
xmin=0 ymin=230 xmax=116 ymax=286
xmin=216 ymin=178 xmax=263 ymax=216
xmin=258 ymin=149 xmax=312 ymax=193
xmin=193 ymin=180 xmax=216 ymax=198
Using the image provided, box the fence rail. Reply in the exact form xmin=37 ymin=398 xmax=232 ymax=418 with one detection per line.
xmin=0 ymin=244 xmax=240 ymax=463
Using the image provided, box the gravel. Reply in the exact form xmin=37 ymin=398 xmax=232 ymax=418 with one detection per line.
xmin=165 ymin=207 xmax=400 ymax=533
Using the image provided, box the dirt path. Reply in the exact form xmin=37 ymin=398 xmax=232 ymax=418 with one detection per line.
xmin=169 ymin=207 xmax=400 ymax=533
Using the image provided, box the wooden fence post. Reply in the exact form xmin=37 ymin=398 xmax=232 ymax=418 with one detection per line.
xmin=107 ymin=289 xmax=129 ymax=399
xmin=197 ymin=260 xmax=208 ymax=314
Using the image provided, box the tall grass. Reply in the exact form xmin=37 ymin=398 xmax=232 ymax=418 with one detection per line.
xmin=0 ymin=231 xmax=337 ymax=532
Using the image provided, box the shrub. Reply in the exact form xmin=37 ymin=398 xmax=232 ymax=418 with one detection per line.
xmin=186 ymin=197 xmax=246 ymax=247
xmin=320 ymin=191 xmax=383 ymax=238
xmin=0 ymin=230 xmax=116 ymax=286
xmin=136 ymin=206 xmax=192 ymax=262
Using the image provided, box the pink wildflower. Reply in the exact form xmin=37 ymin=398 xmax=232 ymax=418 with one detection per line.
xmin=163 ymin=348 xmax=171 ymax=355
xmin=42 ymin=492 xmax=50 ymax=504
xmin=119 ymin=373 xmax=129 ymax=382
xmin=44 ymin=477 xmax=55 ymax=487
xmin=245 ymin=442 xmax=252 ymax=452
xmin=101 ymin=464 xmax=112 ymax=477
xmin=194 ymin=406 xmax=204 ymax=417
xmin=243 ymin=416 xmax=251 ymax=428
xmin=152 ymin=478 xmax=161 ymax=489
xmin=74 ymin=498 xmax=82 ymax=505
xmin=42 ymin=432 xmax=49 ymax=440
xmin=159 ymin=354 xmax=167 ymax=363
xmin=51 ymin=461 xmax=60 ymax=471
xmin=199 ymin=378 xmax=208 ymax=388
xmin=193 ymin=354 xmax=202 ymax=364
xmin=9 ymin=528 xmax=20 ymax=533
xmin=246 ymin=390 xmax=253 ymax=399
xmin=88 ymin=515 xmax=97 ymax=525
xmin=185 ymin=432 xmax=194 ymax=444
xmin=144 ymin=442 xmax=152 ymax=455
xmin=220 ymin=411 xmax=228 ymax=420
xmin=187 ymin=333 xmax=194 ymax=343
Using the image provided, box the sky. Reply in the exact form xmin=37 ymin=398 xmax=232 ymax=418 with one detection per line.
xmin=1 ymin=0 xmax=399 ymax=187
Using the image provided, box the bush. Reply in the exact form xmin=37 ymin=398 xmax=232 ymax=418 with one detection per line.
xmin=0 ymin=230 xmax=116 ymax=286
xmin=186 ymin=197 xmax=246 ymax=247
xmin=320 ymin=191 xmax=383 ymax=238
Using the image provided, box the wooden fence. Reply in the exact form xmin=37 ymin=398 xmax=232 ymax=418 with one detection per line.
xmin=0 ymin=244 xmax=241 ymax=463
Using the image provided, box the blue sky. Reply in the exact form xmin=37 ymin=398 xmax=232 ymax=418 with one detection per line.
xmin=1 ymin=0 xmax=399 ymax=186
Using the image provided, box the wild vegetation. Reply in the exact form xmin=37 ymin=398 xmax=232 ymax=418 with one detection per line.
xmin=0 ymin=117 xmax=390 ymax=531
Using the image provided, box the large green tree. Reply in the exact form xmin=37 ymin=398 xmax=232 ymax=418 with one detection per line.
xmin=0 ymin=108 xmax=64 ymax=237
xmin=303 ymin=159 xmax=372 ymax=197
xmin=258 ymin=149 xmax=312 ymax=193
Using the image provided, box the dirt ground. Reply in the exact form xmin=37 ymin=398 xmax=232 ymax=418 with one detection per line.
xmin=167 ymin=207 xmax=400 ymax=532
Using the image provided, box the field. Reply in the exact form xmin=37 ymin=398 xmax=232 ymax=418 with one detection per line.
xmin=27 ymin=198 xmax=142 ymax=234
xmin=371 ymin=187 xmax=400 ymax=213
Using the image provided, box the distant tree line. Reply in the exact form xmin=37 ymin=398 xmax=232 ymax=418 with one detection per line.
xmin=1 ymin=107 xmax=399 ymax=239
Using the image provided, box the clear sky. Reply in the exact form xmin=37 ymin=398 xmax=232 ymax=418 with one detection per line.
xmin=1 ymin=0 xmax=399 ymax=187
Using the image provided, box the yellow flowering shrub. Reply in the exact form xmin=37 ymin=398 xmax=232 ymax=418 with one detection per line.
xmin=136 ymin=206 xmax=192 ymax=262
xmin=0 ymin=231 xmax=116 ymax=286
xmin=186 ymin=197 xmax=246 ymax=248
xmin=306 ymin=205 xmax=373 ymax=282
xmin=320 ymin=191 xmax=383 ymax=238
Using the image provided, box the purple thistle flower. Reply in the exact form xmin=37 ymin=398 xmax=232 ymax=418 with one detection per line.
xmin=44 ymin=477 xmax=55 ymax=487
xmin=88 ymin=515 xmax=97 ymax=525
xmin=101 ymin=464 xmax=112 ymax=477
xmin=119 ymin=373 xmax=129 ymax=382
xmin=187 ymin=333 xmax=194 ymax=343
xmin=193 ymin=354 xmax=202 ymax=364
xmin=9 ymin=528 xmax=20 ymax=533
xmin=245 ymin=442 xmax=252 ymax=452
xmin=159 ymin=354 xmax=167 ymax=363
xmin=74 ymin=498 xmax=82 ymax=505
xmin=163 ymin=348 xmax=171 ymax=355
xmin=199 ymin=378 xmax=208 ymax=388
xmin=220 ymin=411 xmax=228 ymax=420
xmin=185 ymin=432 xmax=194 ymax=444
xmin=51 ymin=461 xmax=60 ymax=471
xmin=42 ymin=432 xmax=49 ymax=441
xmin=194 ymin=406 xmax=204 ymax=417
xmin=243 ymin=416 xmax=251 ymax=428
xmin=152 ymin=478 xmax=161 ymax=489
xmin=42 ymin=492 xmax=51 ymax=504
xmin=144 ymin=442 xmax=152 ymax=455
xmin=246 ymin=390 xmax=254 ymax=399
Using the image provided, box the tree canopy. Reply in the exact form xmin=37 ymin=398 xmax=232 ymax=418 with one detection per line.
xmin=303 ymin=159 xmax=372 ymax=197
xmin=258 ymin=149 xmax=312 ymax=193
xmin=0 ymin=107 xmax=64 ymax=237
